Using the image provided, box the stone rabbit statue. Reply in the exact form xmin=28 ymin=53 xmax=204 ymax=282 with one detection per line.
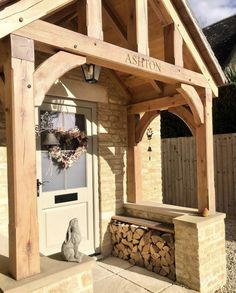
xmin=61 ymin=218 xmax=83 ymax=263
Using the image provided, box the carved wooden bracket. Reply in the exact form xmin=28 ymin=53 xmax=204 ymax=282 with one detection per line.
xmin=34 ymin=51 xmax=86 ymax=106
xmin=135 ymin=110 xmax=160 ymax=144
xmin=168 ymin=106 xmax=196 ymax=136
xmin=176 ymin=83 xmax=204 ymax=126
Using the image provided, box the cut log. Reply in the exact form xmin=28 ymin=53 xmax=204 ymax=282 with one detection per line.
xmin=121 ymin=238 xmax=134 ymax=250
xmin=151 ymin=235 xmax=165 ymax=244
xmin=133 ymin=228 xmax=145 ymax=239
xmin=127 ymin=231 xmax=133 ymax=242
xmin=150 ymin=244 xmax=159 ymax=256
xmin=162 ymin=266 xmax=170 ymax=274
xmin=142 ymin=243 xmax=151 ymax=255
xmin=161 ymin=256 xmax=168 ymax=267
xmin=132 ymin=245 xmax=138 ymax=253
xmin=156 ymin=242 xmax=165 ymax=250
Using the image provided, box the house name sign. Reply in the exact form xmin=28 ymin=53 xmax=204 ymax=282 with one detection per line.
xmin=125 ymin=53 xmax=161 ymax=72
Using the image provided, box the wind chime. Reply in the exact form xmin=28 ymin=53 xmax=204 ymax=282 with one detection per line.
xmin=146 ymin=127 xmax=153 ymax=161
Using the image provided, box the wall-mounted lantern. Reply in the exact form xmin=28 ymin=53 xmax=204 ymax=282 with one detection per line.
xmin=146 ymin=127 xmax=153 ymax=161
xmin=82 ymin=63 xmax=101 ymax=84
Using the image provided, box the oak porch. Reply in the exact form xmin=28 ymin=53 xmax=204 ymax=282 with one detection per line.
xmin=0 ymin=0 xmax=221 ymax=281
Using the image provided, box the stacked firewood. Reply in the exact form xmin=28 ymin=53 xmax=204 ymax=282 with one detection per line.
xmin=109 ymin=220 xmax=176 ymax=281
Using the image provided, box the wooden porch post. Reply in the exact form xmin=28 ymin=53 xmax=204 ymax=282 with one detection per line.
xmin=195 ymin=88 xmax=216 ymax=214
xmin=127 ymin=115 xmax=142 ymax=202
xmin=4 ymin=34 xmax=40 ymax=280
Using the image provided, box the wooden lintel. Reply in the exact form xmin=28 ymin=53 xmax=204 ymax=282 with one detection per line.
xmin=4 ymin=35 xmax=40 ymax=280
xmin=176 ymin=83 xmax=204 ymax=126
xmin=34 ymin=51 xmax=86 ymax=106
xmin=128 ymin=94 xmax=186 ymax=114
xmin=14 ymin=20 xmax=209 ymax=88
xmin=164 ymin=23 xmax=183 ymax=67
xmin=102 ymin=0 xmax=127 ymax=43
xmin=135 ymin=110 xmax=160 ymax=143
xmin=136 ymin=0 xmax=149 ymax=55
xmin=0 ymin=0 xmax=75 ymax=39
xmin=160 ymin=0 xmax=218 ymax=96
xmin=196 ymin=88 xmax=216 ymax=214
xmin=168 ymin=106 xmax=195 ymax=136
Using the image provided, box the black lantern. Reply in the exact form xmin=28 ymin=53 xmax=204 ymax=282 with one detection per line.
xmin=82 ymin=63 xmax=101 ymax=83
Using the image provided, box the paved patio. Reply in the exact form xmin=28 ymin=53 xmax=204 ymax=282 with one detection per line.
xmin=93 ymin=257 xmax=197 ymax=293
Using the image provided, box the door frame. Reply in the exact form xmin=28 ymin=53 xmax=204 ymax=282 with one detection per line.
xmin=36 ymin=96 xmax=100 ymax=254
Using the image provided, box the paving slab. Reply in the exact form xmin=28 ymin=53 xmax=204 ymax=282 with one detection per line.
xmin=92 ymin=264 xmax=113 ymax=282
xmin=97 ymin=257 xmax=133 ymax=274
xmin=118 ymin=265 xmax=172 ymax=293
xmin=162 ymin=284 xmax=198 ymax=292
xmin=94 ymin=274 xmax=149 ymax=293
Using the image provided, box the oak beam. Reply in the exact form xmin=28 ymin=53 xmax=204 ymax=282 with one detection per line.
xmin=34 ymin=51 xmax=86 ymax=106
xmin=14 ymin=20 xmax=209 ymax=88
xmin=164 ymin=23 xmax=183 ymax=67
xmin=127 ymin=115 xmax=142 ymax=202
xmin=176 ymin=83 xmax=204 ymax=126
xmin=168 ymin=106 xmax=195 ymax=136
xmin=128 ymin=94 xmax=186 ymax=114
xmin=0 ymin=0 xmax=75 ymax=39
xmin=86 ymin=0 xmax=103 ymax=39
xmin=136 ymin=0 xmax=149 ymax=55
xmin=102 ymin=0 xmax=127 ymax=43
xmin=127 ymin=0 xmax=137 ymax=51
xmin=135 ymin=111 xmax=160 ymax=143
xmin=195 ymin=88 xmax=216 ymax=214
xmin=160 ymin=0 xmax=219 ymax=96
xmin=4 ymin=34 xmax=40 ymax=280
xmin=0 ymin=76 xmax=4 ymax=107
xmin=148 ymin=0 xmax=172 ymax=25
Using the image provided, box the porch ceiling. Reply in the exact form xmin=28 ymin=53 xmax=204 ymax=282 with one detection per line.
xmin=0 ymin=0 xmax=226 ymax=102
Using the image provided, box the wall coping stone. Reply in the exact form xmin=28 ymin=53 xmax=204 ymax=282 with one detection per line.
xmin=124 ymin=202 xmax=198 ymax=218
xmin=173 ymin=212 xmax=226 ymax=228
xmin=0 ymin=253 xmax=95 ymax=293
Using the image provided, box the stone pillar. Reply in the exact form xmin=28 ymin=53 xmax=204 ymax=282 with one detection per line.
xmin=173 ymin=214 xmax=226 ymax=293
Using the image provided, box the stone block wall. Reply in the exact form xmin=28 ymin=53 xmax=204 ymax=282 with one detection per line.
xmin=140 ymin=117 xmax=162 ymax=203
xmin=173 ymin=214 xmax=226 ymax=293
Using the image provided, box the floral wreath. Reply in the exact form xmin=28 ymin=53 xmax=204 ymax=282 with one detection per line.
xmin=48 ymin=127 xmax=88 ymax=169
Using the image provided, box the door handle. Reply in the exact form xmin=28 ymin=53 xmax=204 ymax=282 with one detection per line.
xmin=37 ymin=179 xmax=48 ymax=197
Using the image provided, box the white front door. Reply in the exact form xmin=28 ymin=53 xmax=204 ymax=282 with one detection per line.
xmin=37 ymin=98 xmax=97 ymax=256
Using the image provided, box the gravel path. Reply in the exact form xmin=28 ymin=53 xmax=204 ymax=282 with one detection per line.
xmin=216 ymin=219 xmax=236 ymax=293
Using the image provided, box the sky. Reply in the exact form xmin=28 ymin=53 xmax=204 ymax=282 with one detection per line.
xmin=188 ymin=0 xmax=236 ymax=27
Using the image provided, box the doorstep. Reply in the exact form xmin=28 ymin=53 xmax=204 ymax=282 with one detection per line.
xmin=0 ymin=253 xmax=95 ymax=293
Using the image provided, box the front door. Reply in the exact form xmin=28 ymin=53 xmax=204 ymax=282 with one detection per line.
xmin=37 ymin=98 xmax=97 ymax=256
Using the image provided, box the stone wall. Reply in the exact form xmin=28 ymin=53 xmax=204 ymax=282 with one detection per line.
xmin=140 ymin=117 xmax=162 ymax=203
xmin=173 ymin=213 xmax=226 ymax=293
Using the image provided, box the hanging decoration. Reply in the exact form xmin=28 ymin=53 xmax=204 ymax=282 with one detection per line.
xmin=146 ymin=127 xmax=153 ymax=161
xmin=48 ymin=128 xmax=88 ymax=169
xmin=35 ymin=111 xmax=88 ymax=169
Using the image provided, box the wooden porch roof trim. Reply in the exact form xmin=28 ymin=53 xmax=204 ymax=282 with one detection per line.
xmin=173 ymin=0 xmax=227 ymax=86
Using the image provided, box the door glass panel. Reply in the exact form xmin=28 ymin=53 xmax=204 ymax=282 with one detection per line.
xmin=41 ymin=151 xmax=65 ymax=192
xmin=66 ymin=153 xmax=86 ymax=188
xmin=40 ymin=110 xmax=87 ymax=192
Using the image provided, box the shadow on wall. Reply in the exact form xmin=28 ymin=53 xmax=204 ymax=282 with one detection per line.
xmin=97 ymin=103 xmax=127 ymax=256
